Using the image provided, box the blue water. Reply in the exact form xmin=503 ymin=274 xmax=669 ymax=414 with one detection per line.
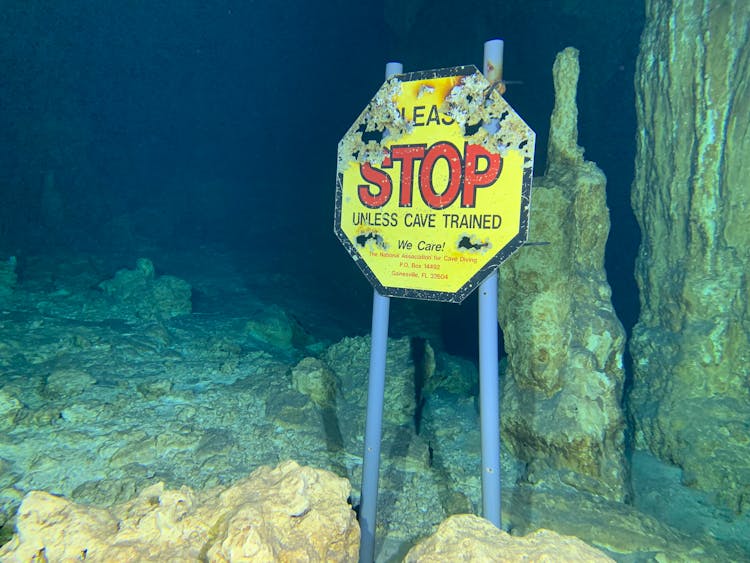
xmin=3 ymin=2 xmax=748 ymax=561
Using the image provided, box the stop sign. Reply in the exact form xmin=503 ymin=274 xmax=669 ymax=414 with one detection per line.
xmin=335 ymin=65 xmax=535 ymax=303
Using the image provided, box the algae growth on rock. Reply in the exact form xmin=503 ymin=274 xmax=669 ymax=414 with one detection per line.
xmin=496 ymin=47 xmax=629 ymax=503
xmin=629 ymin=0 xmax=750 ymax=515
xmin=1 ymin=0 xmax=749 ymax=560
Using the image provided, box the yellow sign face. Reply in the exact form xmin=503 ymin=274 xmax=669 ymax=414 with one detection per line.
xmin=335 ymin=66 xmax=535 ymax=303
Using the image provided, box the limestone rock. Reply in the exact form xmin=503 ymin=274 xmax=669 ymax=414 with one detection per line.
xmin=404 ymin=514 xmax=613 ymax=562
xmin=429 ymin=350 xmax=475 ymax=397
xmin=244 ymin=304 xmax=313 ymax=350
xmin=265 ymin=387 xmax=324 ymax=432
xmin=496 ymin=47 xmax=629 ymax=501
xmin=292 ymin=356 xmax=340 ymax=408
xmin=0 ymin=460 xmax=359 ymax=562
xmin=629 ymin=0 xmax=750 ymax=514
xmin=40 ymin=171 xmax=64 ymax=231
xmin=0 ymin=256 xmax=16 ymax=297
xmin=0 ymin=389 xmax=22 ymax=430
xmin=322 ymin=335 xmax=451 ymax=544
xmin=203 ymin=461 xmax=359 ymax=562
xmin=325 ymin=335 xmax=416 ymax=426
xmin=44 ymin=368 xmax=96 ymax=397
xmin=98 ymin=257 xmax=192 ymax=320
xmin=502 ymin=484 xmax=735 ymax=561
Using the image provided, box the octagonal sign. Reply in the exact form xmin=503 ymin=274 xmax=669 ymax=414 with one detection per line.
xmin=335 ymin=65 xmax=535 ymax=303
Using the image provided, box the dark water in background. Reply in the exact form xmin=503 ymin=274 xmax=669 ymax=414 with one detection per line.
xmin=9 ymin=4 xmax=750 ymax=560
xmin=0 ymin=0 xmax=643 ymax=349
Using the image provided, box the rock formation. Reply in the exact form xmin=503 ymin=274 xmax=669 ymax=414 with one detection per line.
xmin=403 ymin=513 xmax=614 ymax=562
xmin=496 ymin=47 xmax=629 ymax=501
xmin=629 ymin=0 xmax=750 ymax=514
xmin=98 ymin=257 xmax=192 ymax=320
xmin=0 ymin=460 xmax=359 ymax=562
xmin=325 ymin=335 xmax=418 ymax=426
xmin=0 ymin=256 xmax=16 ymax=297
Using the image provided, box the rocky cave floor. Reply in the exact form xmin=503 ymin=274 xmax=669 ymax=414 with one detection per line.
xmin=0 ymin=243 xmax=748 ymax=562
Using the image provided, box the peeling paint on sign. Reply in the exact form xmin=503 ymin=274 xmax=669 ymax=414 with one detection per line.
xmin=337 ymin=77 xmax=412 ymax=169
xmin=443 ymin=73 xmax=535 ymax=166
xmin=335 ymin=65 xmax=535 ymax=303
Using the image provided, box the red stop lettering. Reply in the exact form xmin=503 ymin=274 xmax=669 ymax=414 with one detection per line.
xmin=358 ymin=154 xmax=393 ymax=208
xmin=419 ymin=142 xmax=462 ymax=210
xmin=391 ymin=145 xmax=426 ymax=207
xmin=462 ymin=143 xmax=502 ymax=208
xmin=356 ymin=142 xmax=503 ymax=209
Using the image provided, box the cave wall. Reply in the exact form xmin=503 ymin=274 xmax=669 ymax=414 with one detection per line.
xmin=629 ymin=0 xmax=750 ymax=514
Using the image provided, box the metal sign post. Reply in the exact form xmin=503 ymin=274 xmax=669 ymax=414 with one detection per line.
xmin=478 ymin=38 xmax=504 ymax=529
xmin=357 ymin=63 xmax=403 ymax=563
xmin=358 ymin=288 xmax=389 ymax=563
xmin=334 ymin=43 xmax=535 ymax=562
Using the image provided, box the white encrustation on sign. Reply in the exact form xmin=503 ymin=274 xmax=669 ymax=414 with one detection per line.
xmin=335 ymin=65 xmax=535 ymax=303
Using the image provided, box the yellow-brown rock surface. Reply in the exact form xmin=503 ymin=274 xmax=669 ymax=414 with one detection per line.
xmin=403 ymin=513 xmax=613 ymax=562
xmin=496 ymin=47 xmax=629 ymax=501
xmin=0 ymin=460 xmax=359 ymax=562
